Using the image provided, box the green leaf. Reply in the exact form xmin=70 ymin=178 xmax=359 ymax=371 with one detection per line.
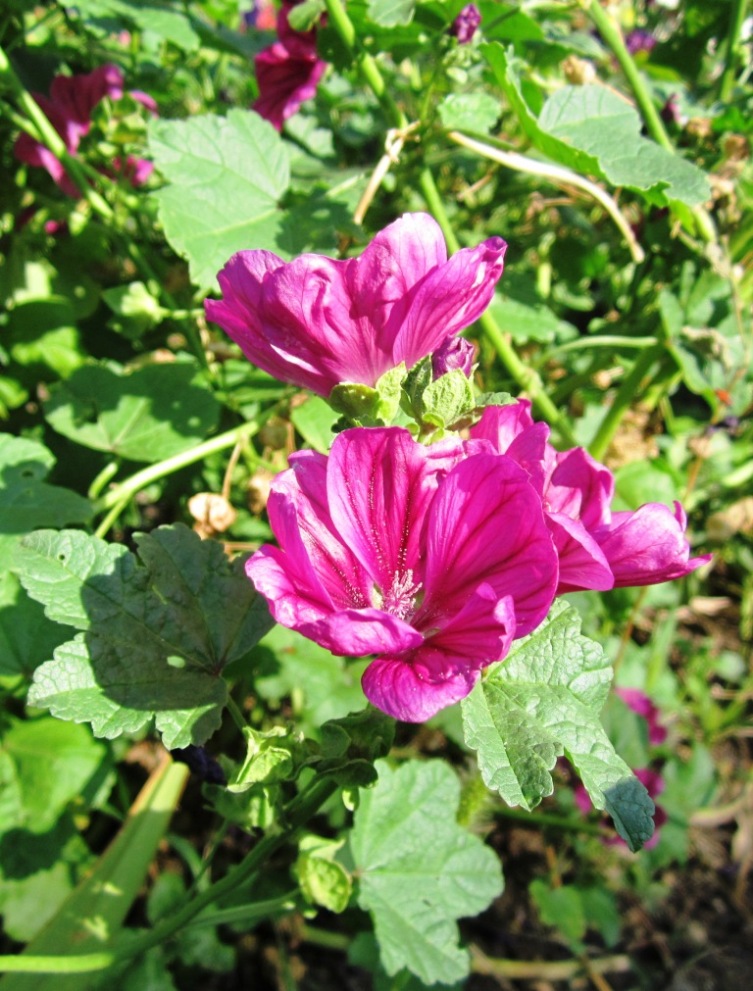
xmin=149 ymin=110 xmax=290 ymax=290
xmin=438 ymin=93 xmax=501 ymax=134
xmin=254 ymin=626 xmax=368 ymax=735
xmin=295 ymin=835 xmax=352 ymax=913
xmin=5 ymin=298 xmax=84 ymax=381
xmin=350 ymin=760 xmax=503 ymax=984
xmin=44 ymin=361 xmax=220 ymax=463
xmin=0 ymin=572 xmax=69 ymax=679
xmin=0 ymin=760 xmax=188 ymax=991
xmin=461 ymin=600 xmax=655 ymax=851
xmin=290 ymin=395 xmax=339 ymax=453
xmin=287 ymin=0 xmax=326 ymax=31
xmin=366 ymin=0 xmax=415 ymax=28
xmin=0 ymin=717 xmax=110 ymax=834
xmin=62 ymin=0 xmax=200 ymax=50
xmin=488 ymin=296 xmax=578 ymax=345
xmin=483 ymin=44 xmax=709 ymax=209
xmin=101 ymin=282 xmax=166 ymax=339
xmin=19 ymin=526 xmax=272 ymax=748
xmin=0 ymin=435 xmax=92 ymax=572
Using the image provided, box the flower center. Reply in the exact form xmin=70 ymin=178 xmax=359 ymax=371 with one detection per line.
xmin=374 ymin=570 xmax=422 ymax=621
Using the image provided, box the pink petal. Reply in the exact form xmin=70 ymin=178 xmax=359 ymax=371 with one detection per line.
xmin=362 ymin=658 xmax=480 ymax=722
xmin=548 ymin=447 xmax=614 ymax=528
xmin=471 ymin=402 xmax=551 ymax=494
xmin=305 ymin=607 xmax=423 ymax=657
xmin=392 ymin=236 xmax=507 ymax=369
xmin=547 ymin=513 xmax=614 ymax=594
xmin=421 ymin=453 xmax=558 ymax=637
xmin=326 ymin=427 xmax=464 ymax=592
xmin=594 ymin=501 xmax=710 ymax=587
xmin=363 ymin=588 xmax=514 ymax=721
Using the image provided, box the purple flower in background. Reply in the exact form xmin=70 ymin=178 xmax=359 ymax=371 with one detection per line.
xmin=14 ymin=64 xmax=156 ymax=196
xmin=246 ymin=427 xmax=558 ymax=721
xmin=206 ymin=213 xmax=507 ymax=397
xmin=15 ymin=64 xmax=124 ymax=196
xmin=253 ymin=1 xmax=327 ymax=130
xmin=471 ymin=400 xmax=710 ymax=593
xmin=661 ymin=93 xmax=682 ymax=126
xmin=451 ymin=4 xmax=481 ymax=44
xmin=432 ymin=336 xmax=475 ymax=379
xmin=616 ymin=688 xmax=668 ymax=746
xmin=625 ymin=29 xmax=656 ymax=55
xmin=243 ymin=0 xmax=277 ymax=31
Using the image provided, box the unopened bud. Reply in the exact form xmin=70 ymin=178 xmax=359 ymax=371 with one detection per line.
xmin=451 ymin=3 xmax=481 ymax=44
xmin=431 ymin=336 xmax=475 ymax=380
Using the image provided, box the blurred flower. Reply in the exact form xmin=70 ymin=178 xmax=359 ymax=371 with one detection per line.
xmin=253 ymin=1 xmax=327 ymax=130
xmin=15 ymin=64 xmax=124 ymax=196
xmin=625 ymin=29 xmax=657 ymax=55
xmin=432 ymin=336 xmax=475 ymax=379
xmin=243 ymin=0 xmax=277 ymax=31
xmin=206 ymin=212 xmax=506 ymax=397
xmin=14 ymin=64 xmax=156 ymax=196
xmin=451 ymin=3 xmax=481 ymax=44
xmin=661 ymin=93 xmax=682 ymax=125
xmin=616 ymin=687 xmax=668 ymax=745
xmin=246 ymin=426 xmax=558 ymax=721
xmin=470 ymin=400 xmax=710 ymax=593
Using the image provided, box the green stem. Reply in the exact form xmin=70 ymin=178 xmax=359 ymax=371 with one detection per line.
xmin=225 ymin=695 xmax=248 ymax=733
xmin=494 ymin=804 xmax=606 ymax=836
xmin=187 ymin=892 xmax=299 ymax=930
xmin=0 ymin=778 xmax=338 ymax=976
xmin=323 ymin=0 xmax=406 ymax=129
xmin=0 ymin=45 xmax=114 ymax=219
xmin=588 ymin=345 xmax=664 ymax=461
xmin=88 ymin=460 xmax=121 ymax=501
xmin=583 ymin=1 xmax=672 ymax=153
xmin=94 ymin=418 xmax=264 ymax=515
xmin=94 ymin=495 xmax=131 ymax=539
xmin=719 ymin=0 xmax=749 ymax=101
xmin=583 ymin=0 xmax=716 ymax=244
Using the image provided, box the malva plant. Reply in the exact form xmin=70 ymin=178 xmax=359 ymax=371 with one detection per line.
xmin=1 ymin=0 xmax=747 ymax=986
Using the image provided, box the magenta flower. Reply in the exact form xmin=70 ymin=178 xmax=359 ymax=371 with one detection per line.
xmin=14 ymin=64 xmax=156 ymax=197
xmin=253 ymin=1 xmax=327 ymax=131
xmin=205 ymin=213 xmax=507 ymax=398
xmin=471 ymin=400 xmax=710 ymax=593
xmin=616 ymin=688 xmax=668 ymax=746
xmin=246 ymin=427 xmax=558 ymax=721
xmin=451 ymin=4 xmax=482 ymax=44
xmin=15 ymin=64 xmax=124 ymax=196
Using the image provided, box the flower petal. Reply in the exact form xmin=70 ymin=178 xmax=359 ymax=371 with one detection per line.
xmin=593 ymin=501 xmax=710 ymax=587
xmin=326 ymin=427 xmax=464 ymax=592
xmin=471 ymin=402 xmax=551 ymax=494
xmin=392 ymin=236 xmax=507 ymax=369
xmin=547 ymin=513 xmax=614 ymax=594
xmin=304 ymin=607 xmax=423 ymax=657
xmin=548 ymin=447 xmax=614 ymax=528
xmin=362 ymin=658 xmax=479 ymax=723
xmin=421 ymin=453 xmax=558 ymax=637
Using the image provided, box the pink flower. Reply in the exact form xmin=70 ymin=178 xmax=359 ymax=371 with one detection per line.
xmin=253 ymin=2 xmax=327 ymax=130
xmin=616 ymin=687 xmax=668 ymax=746
xmin=14 ymin=64 xmax=157 ymax=197
xmin=246 ymin=427 xmax=558 ymax=721
xmin=205 ymin=213 xmax=507 ymax=398
xmin=14 ymin=64 xmax=125 ymax=196
xmin=432 ymin=336 xmax=475 ymax=379
xmin=470 ymin=400 xmax=710 ymax=593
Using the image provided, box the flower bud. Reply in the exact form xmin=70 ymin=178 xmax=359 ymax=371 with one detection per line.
xmin=431 ymin=336 xmax=475 ymax=379
xmin=451 ymin=3 xmax=481 ymax=44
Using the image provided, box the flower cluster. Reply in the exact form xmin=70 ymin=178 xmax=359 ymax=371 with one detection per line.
xmin=208 ymin=213 xmax=709 ymax=722
xmin=253 ymin=1 xmax=327 ymax=131
xmin=14 ymin=64 xmax=156 ymax=197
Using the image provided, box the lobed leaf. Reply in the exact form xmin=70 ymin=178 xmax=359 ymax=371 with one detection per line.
xmin=149 ymin=110 xmax=290 ymax=290
xmin=350 ymin=760 xmax=503 ymax=984
xmin=462 ymin=600 xmax=656 ymax=851
xmin=18 ymin=526 xmax=272 ymax=748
